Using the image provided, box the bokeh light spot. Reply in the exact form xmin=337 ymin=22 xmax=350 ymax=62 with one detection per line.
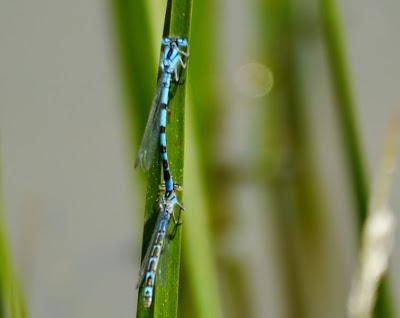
xmin=235 ymin=62 xmax=274 ymax=98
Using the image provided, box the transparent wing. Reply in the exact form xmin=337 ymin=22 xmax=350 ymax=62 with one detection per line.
xmin=134 ymin=78 xmax=163 ymax=171
xmin=136 ymin=203 xmax=168 ymax=288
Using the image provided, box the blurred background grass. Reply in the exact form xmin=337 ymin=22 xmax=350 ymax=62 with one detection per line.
xmin=1 ymin=0 xmax=400 ymax=317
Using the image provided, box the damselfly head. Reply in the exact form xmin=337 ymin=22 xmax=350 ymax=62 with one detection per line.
xmin=161 ymin=37 xmax=188 ymax=48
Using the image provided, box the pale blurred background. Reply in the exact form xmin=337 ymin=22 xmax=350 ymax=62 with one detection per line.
xmin=1 ymin=0 xmax=400 ymax=317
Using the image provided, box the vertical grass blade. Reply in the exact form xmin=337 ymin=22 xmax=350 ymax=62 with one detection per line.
xmin=180 ymin=96 xmax=224 ymax=318
xmin=319 ymin=0 xmax=368 ymax=222
xmin=259 ymin=0 xmax=338 ymax=316
xmin=187 ymin=0 xmax=219 ymax=167
xmin=348 ymin=117 xmax=400 ymax=318
xmin=319 ymin=1 xmax=394 ymax=316
xmin=136 ymin=1 xmax=193 ymax=317
xmin=0 ymin=162 xmax=27 ymax=318
xmin=178 ymin=0 xmax=224 ymax=316
xmin=111 ymin=0 xmax=156 ymax=145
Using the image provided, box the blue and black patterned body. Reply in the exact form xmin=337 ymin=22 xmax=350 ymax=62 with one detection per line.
xmin=136 ymin=37 xmax=188 ymax=309
xmin=140 ymin=192 xmax=182 ymax=308
xmin=159 ymin=37 xmax=188 ymax=194
xmin=142 ymin=197 xmax=171 ymax=308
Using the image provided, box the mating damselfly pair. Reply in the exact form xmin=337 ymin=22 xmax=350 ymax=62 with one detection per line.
xmin=135 ymin=37 xmax=189 ymax=308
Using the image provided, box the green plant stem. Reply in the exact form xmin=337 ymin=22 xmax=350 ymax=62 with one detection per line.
xmin=177 ymin=0 xmax=224 ymax=316
xmin=111 ymin=0 xmax=156 ymax=145
xmin=112 ymin=0 xmax=193 ymax=316
xmin=180 ymin=97 xmax=223 ymax=318
xmin=319 ymin=1 xmax=394 ymax=317
xmin=261 ymin=0 xmax=332 ymax=317
xmin=188 ymin=0 xmax=219 ymax=169
xmin=0 ymin=163 xmax=27 ymax=318
xmin=136 ymin=1 xmax=193 ymax=317
xmin=320 ymin=0 xmax=368 ymax=222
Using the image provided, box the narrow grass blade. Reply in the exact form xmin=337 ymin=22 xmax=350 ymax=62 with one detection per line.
xmin=319 ymin=1 xmax=394 ymax=316
xmin=111 ymin=0 xmax=157 ymax=145
xmin=178 ymin=0 xmax=224 ymax=315
xmin=319 ymin=0 xmax=368 ymax=222
xmin=187 ymin=0 xmax=219 ymax=169
xmin=180 ymin=94 xmax=223 ymax=318
xmin=348 ymin=117 xmax=400 ymax=318
xmin=136 ymin=1 xmax=193 ymax=317
xmin=259 ymin=0 xmax=334 ymax=317
xmin=0 ymin=162 xmax=27 ymax=318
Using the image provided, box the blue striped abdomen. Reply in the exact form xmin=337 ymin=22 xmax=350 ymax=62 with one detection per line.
xmin=159 ymin=73 xmax=174 ymax=193
xmin=143 ymin=210 xmax=170 ymax=308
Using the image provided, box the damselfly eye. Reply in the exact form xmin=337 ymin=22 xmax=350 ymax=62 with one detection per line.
xmin=177 ymin=38 xmax=188 ymax=47
xmin=161 ymin=37 xmax=171 ymax=45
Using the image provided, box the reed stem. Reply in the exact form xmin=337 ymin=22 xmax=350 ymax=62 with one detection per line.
xmin=319 ymin=0 xmax=394 ymax=316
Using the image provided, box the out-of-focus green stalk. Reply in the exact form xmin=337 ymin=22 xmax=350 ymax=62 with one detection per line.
xmin=260 ymin=0 xmax=328 ymax=317
xmin=262 ymin=0 xmax=323 ymax=228
xmin=111 ymin=0 xmax=156 ymax=145
xmin=187 ymin=0 xmax=219 ymax=169
xmin=319 ymin=0 xmax=368 ymax=222
xmin=135 ymin=1 xmax=193 ymax=317
xmin=319 ymin=1 xmax=394 ymax=316
xmin=370 ymin=119 xmax=399 ymax=318
xmin=111 ymin=0 xmax=160 ymax=316
xmin=0 ymin=165 xmax=27 ymax=318
xmin=348 ymin=117 xmax=400 ymax=318
xmin=180 ymin=95 xmax=223 ymax=318
xmin=112 ymin=0 xmax=195 ymax=316
xmin=177 ymin=0 xmax=223 ymax=316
